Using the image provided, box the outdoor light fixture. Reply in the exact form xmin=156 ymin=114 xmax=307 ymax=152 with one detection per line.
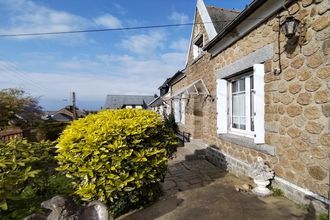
xmin=281 ymin=16 xmax=301 ymax=38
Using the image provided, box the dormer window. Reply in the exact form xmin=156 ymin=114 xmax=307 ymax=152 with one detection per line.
xmin=193 ymin=35 xmax=203 ymax=59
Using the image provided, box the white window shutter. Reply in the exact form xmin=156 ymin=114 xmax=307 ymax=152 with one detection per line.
xmin=253 ymin=64 xmax=265 ymax=144
xmin=181 ymin=97 xmax=186 ymax=124
xmin=193 ymin=45 xmax=198 ymax=59
xmin=174 ymin=100 xmax=180 ymax=123
xmin=217 ymin=79 xmax=228 ymax=134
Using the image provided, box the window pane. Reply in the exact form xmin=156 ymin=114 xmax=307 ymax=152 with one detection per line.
xmin=232 ymin=91 xmax=245 ymax=130
xmin=250 ymin=75 xmax=254 ymax=89
xmin=231 ymin=76 xmax=248 ymax=131
xmin=241 ymin=93 xmax=246 ymax=130
xmin=250 ymin=94 xmax=254 ymax=131
xmin=232 ymin=81 xmax=238 ymax=92
xmin=232 ymin=116 xmax=239 ymax=128
xmin=238 ymin=93 xmax=245 ymax=117
xmin=232 ymin=94 xmax=238 ymax=115
xmin=240 ymin=120 xmax=246 ymax=130
xmin=250 ymin=75 xmax=254 ymax=131
xmin=239 ymin=78 xmax=245 ymax=91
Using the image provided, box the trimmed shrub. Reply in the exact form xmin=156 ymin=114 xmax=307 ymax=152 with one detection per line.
xmin=0 ymin=139 xmax=50 ymax=211
xmin=0 ymin=139 xmax=74 ymax=219
xmin=56 ymin=109 xmax=178 ymax=216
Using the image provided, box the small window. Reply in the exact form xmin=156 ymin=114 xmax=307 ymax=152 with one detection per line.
xmin=193 ymin=35 xmax=203 ymax=59
xmin=229 ymin=72 xmax=254 ymax=137
xmin=173 ymin=95 xmax=186 ymax=124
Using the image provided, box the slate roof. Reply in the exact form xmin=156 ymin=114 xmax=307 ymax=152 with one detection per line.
xmin=51 ymin=113 xmax=73 ymax=122
xmin=104 ymin=95 xmax=155 ymax=109
xmin=206 ymin=6 xmax=240 ymax=34
xmin=54 ymin=105 xmax=86 ymax=118
xmin=43 ymin=106 xmax=86 ymax=121
xmin=43 ymin=111 xmax=57 ymax=116
xmin=148 ymin=96 xmax=163 ymax=107
xmin=158 ymin=78 xmax=171 ymax=90
xmin=167 ymin=70 xmax=185 ymax=86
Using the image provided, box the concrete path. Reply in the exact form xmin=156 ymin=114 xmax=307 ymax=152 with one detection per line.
xmin=120 ymin=142 xmax=310 ymax=220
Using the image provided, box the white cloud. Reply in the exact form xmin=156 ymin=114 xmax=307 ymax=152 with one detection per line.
xmin=94 ymin=14 xmax=122 ymax=28
xmin=113 ymin=3 xmax=126 ymax=15
xmin=170 ymin=38 xmax=190 ymax=52
xmin=57 ymin=58 xmax=100 ymax=70
xmin=0 ymin=0 xmax=122 ymax=40
xmin=0 ymin=0 xmax=89 ymax=39
xmin=120 ymin=31 xmax=166 ymax=55
xmin=0 ymin=49 xmax=187 ymax=110
xmin=168 ymin=11 xmax=189 ymax=24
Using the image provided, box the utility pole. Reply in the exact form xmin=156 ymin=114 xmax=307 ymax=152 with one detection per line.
xmin=72 ymin=92 xmax=77 ymax=120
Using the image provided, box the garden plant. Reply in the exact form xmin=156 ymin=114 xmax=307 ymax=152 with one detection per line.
xmin=56 ymin=109 xmax=178 ymax=216
xmin=0 ymin=139 xmax=73 ymax=219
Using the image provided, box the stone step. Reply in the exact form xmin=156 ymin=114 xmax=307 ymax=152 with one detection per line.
xmin=181 ymin=140 xmax=207 ymax=161
xmin=170 ymin=139 xmax=208 ymax=163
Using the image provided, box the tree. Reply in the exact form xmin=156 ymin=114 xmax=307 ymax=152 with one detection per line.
xmin=0 ymin=88 xmax=42 ymax=129
xmin=163 ymin=110 xmax=178 ymax=133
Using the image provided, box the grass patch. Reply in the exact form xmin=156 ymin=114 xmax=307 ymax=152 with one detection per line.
xmin=318 ymin=213 xmax=329 ymax=220
xmin=270 ymin=187 xmax=284 ymax=197
xmin=295 ymin=203 xmax=309 ymax=211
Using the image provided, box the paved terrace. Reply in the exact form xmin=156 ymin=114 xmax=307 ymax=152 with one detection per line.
xmin=120 ymin=141 xmax=312 ymax=220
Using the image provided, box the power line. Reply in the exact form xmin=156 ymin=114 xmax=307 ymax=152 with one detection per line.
xmin=0 ymin=23 xmax=195 ymax=37
xmin=0 ymin=56 xmax=47 ymax=93
xmin=0 ymin=19 xmax=265 ymax=38
xmin=0 ymin=64 xmax=46 ymax=93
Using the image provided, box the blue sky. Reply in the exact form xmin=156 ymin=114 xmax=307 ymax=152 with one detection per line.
xmin=0 ymin=0 xmax=251 ymax=110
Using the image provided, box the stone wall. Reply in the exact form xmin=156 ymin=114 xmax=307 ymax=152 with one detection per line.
xmin=170 ymin=0 xmax=329 ymax=206
xmin=206 ymin=146 xmax=328 ymax=213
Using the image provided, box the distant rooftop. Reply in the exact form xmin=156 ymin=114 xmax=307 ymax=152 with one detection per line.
xmin=104 ymin=95 xmax=155 ymax=109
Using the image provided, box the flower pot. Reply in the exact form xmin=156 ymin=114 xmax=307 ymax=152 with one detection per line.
xmin=252 ymin=179 xmax=273 ymax=196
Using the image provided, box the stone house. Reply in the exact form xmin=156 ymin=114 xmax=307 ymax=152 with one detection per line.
xmin=166 ymin=0 xmax=329 ymax=212
xmin=148 ymin=78 xmax=173 ymax=115
xmin=0 ymin=127 xmax=23 ymax=141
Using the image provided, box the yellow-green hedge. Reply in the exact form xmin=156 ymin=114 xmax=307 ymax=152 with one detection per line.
xmin=56 ymin=109 xmax=177 ymax=216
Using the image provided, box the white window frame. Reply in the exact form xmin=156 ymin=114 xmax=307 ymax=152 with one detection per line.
xmin=228 ymin=73 xmax=254 ymax=138
xmin=193 ymin=35 xmax=203 ymax=59
xmin=216 ymin=64 xmax=265 ymax=144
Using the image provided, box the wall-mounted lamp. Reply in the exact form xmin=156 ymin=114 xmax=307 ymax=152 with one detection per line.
xmin=280 ymin=16 xmax=301 ymax=38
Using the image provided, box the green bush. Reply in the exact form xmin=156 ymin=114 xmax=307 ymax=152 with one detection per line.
xmin=0 ymin=139 xmax=74 ymax=219
xmin=163 ymin=111 xmax=178 ymax=133
xmin=56 ymin=109 xmax=178 ymax=216
xmin=35 ymin=121 xmax=68 ymax=141
xmin=0 ymin=139 xmax=49 ymax=210
xmin=2 ymin=174 xmax=74 ymax=220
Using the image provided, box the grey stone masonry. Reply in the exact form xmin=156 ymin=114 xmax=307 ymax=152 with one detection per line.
xmin=205 ymin=146 xmax=329 ymax=213
xmin=217 ymin=134 xmax=275 ymax=156
xmin=206 ymin=146 xmax=250 ymax=177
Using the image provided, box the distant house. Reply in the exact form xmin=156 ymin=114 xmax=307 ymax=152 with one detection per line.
xmin=148 ymin=78 xmax=171 ymax=115
xmin=43 ymin=105 xmax=86 ymax=122
xmin=104 ymin=95 xmax=155 ymax=109
xmin=148 ymin=96 xmax=164 ymax=115
xmin=0 ymin=127 xmax=23 ymax=141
